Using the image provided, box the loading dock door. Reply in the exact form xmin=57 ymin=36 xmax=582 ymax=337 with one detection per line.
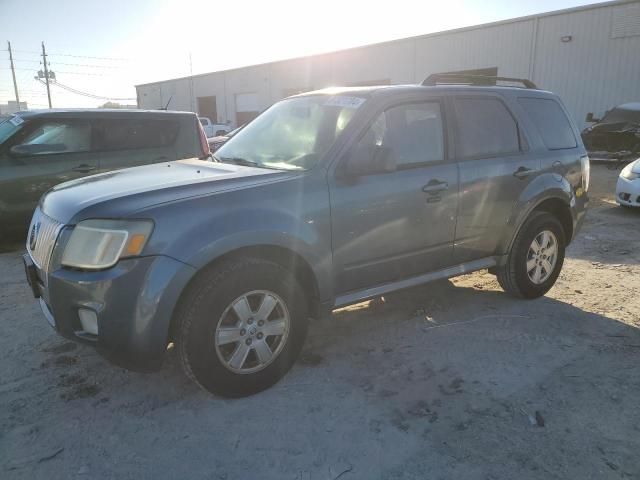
xmin=197 ymin=96 xmax=217 ymax=122
xmin=235 ymin=93 xmax=260 ymax=126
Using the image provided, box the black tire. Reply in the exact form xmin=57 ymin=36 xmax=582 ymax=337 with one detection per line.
xmin=176 ymin=257 xmax=309 ymax=397
xmin=496 ymin=211 xmax=566 ymax=299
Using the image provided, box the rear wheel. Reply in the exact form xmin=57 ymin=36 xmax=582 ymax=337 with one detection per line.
xmin=177 ymin=258 xmax=309 ymax=397
xmin=497 ymin=212 xmax=566 ymax=299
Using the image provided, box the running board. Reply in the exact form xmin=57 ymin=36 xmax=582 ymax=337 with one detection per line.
xmin=333 ymin=257 xmax=496 ymax=308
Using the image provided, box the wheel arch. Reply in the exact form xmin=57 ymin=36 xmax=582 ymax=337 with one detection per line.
xmin=502 ymin=193 xmax=574 ymax=257
xmin=168 ymin=244 xmax=321 ymax=342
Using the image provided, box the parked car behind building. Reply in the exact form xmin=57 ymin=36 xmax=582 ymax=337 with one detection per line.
xmin=0 ymin=109 xmax=209 ymax=236
xmin=23 ymin=76 xmax=589 ymax=397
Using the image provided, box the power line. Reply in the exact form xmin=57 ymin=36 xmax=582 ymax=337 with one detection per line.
xmin=1 ymin=49 xmax=131 ymax=62
xmin=4 ymin=57 xmax=123 ymax=69
xmin=41 ymin=79 xmax=135 ymax=101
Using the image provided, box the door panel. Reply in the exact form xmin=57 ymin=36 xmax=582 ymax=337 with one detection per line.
xmin=0 ymin=151 xmax=97 ymax=226
xmin=329 ymin=99 xmax=458 ymax=294
xmin=330 ymin=165 xmax=458 ymax=293
xmin=451 ymin=95 xmax=540 ymax=263
xmin=454 ymin=154 xmax=539 ymax=262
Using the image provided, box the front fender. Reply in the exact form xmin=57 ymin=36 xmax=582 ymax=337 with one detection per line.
xmin=180 ymin=213 xmax=332 ymax=302
xmin=138 ymin=176 xmax=334 ymax=301
xmin=497 ymin=173 xmax=573 ymax=255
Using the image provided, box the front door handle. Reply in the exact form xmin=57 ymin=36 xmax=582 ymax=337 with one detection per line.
xmin=72 ymin=164 xmax=96 ymax=173
xmin=513 ymin=166 xmax=538 ymax=179
xmin=422 ymin=179 xmax=449 ymax=194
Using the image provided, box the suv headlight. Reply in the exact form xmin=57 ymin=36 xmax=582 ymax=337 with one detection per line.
xmin=621 ymin=161 xmax=640 ymax=181
xmin=61 ymin=219 xmax=154 ymax=270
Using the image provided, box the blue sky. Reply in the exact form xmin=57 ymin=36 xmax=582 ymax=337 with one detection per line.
xmin=1 ymin=0 xmax=604 ymax=108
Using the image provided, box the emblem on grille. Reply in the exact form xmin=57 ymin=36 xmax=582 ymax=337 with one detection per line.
xmin=29 ymin=222 xmax=40 ymax=251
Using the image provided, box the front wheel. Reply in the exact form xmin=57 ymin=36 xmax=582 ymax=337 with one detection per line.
xmin=177 ymin=258 xmax=309 ymax=397
xmin=497 ymin=212 xmax=566 ymax=299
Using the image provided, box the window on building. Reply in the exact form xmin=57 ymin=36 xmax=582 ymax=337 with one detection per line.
xmin=96 ymin=119 xmax=179 ymax=151
xmin=454 ymin=97 xmax=520 ymax=158
xmin=15 ymin=121 xmax=91 ymax=155
xmin=519 ymin=97 xmax=577 ymax=150
xmin=359 ymin=102 xmax=444 ymax=166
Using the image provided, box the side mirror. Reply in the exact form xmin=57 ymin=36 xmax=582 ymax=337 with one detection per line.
xmin=341 ymin=145 xmax=397 ymax=178
xmin=585 ymin=112 xmax=600 ymax=123
xmin=8 ymin=144 xmax=32 ymax=157
xmin=9 ymin=143 xmax=65 ymax=157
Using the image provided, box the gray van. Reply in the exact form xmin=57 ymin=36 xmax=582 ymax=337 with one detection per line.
xmin=23 ymin=75 xmax=589 ymax=397
xmin=0 ymin=109 xmax=208 ymax=236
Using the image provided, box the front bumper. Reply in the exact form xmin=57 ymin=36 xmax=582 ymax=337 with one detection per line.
xmin=25 ymin=253 xmax=196 ymax=371
xmin=616 ymin=176 xmax=640 ymax=207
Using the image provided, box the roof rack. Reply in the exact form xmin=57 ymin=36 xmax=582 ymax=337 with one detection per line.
xmin=422 ymin=74 xmax=537 ymax=89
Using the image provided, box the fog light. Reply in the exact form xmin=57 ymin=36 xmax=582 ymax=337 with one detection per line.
xmin=78 ymin=308 xmax=98 ymax=336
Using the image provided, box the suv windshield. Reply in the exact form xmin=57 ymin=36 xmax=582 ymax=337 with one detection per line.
xmin=215 ymin=95 xmax=365 ymax=170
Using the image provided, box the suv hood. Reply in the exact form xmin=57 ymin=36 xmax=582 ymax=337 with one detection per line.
xmin=41 ymin=159 xmax=287 ymax=223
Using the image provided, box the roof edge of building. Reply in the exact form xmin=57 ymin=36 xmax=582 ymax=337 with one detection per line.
xmin=134 ymin=0 xmax=634 ymax=88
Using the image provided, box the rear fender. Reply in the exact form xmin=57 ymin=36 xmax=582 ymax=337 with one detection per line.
xmin=497 ymin=173 xmax=573 ymax=255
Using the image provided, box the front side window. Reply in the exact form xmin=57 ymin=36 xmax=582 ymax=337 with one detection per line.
xmin=454 ymin=97 xmax=520 ymax=158
xmin=216 ymin=95 xmax=365 ymax=170
xmin=519 ymin=97 xmax=577 ymax=150
xmin=358 ymin=102 xmax=444 ymax=166
xmin=14 ymin=120 xmax=91 ymax=155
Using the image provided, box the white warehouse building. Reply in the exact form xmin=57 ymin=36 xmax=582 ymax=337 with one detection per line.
xmin=136 ymin=0 xmax=640 ymax=130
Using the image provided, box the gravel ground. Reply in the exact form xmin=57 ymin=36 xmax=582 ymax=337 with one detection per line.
xmin=1 ymin=164 xmax=639 ymax=479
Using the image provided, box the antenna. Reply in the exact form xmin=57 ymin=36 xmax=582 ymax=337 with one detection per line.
xmin=161 ymin=96 xmax=172 ymax=111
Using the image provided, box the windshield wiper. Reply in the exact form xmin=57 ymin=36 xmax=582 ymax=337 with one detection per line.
xmin=219 ymin=156 xmax=260 ymax=167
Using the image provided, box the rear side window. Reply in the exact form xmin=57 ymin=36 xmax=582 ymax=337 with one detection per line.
xmin=519 ymin=98 xmax=577 ymax=150
xmin=96 ymin=119 xmax=179 ymax=151
xmin=454 ymin=97 xmax=520 ymax=158
xmin=359 ymin=102 xmax=444 ymax=166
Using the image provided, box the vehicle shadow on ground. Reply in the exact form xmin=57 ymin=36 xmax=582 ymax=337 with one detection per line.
xmin=16 ymin=271 xmax=640 ymax=478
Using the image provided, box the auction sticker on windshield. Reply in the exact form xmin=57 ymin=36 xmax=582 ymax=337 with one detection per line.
xmin=324 ymin=96 xmax=366 ymax=109
xmin=9 ymin=115 xmax=24 ymax=126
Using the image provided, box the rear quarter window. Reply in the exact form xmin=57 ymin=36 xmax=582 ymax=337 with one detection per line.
xmin=518 ymin=97 xmax=577 ymax=150
xmin=96 ymin=119 xmax=179 ymax=151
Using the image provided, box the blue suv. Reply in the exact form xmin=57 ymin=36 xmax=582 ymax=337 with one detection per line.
xmin=23 ymin=75 xmax=589 ymax=397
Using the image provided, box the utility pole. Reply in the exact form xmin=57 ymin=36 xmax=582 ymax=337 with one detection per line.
xmin=7 ymin=41 xmax=20 ymax=109
xmin=41 ymin=41 xmax=52 ymax=108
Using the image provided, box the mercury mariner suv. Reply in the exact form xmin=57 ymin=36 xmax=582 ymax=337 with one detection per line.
xmin=23 ymin=75 xmax=589 ymax=397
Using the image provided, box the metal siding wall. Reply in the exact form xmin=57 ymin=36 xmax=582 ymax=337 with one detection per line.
xmin=534 ymin=3 xmax=640 ymax=127
xmin=414 ymin=20 xmax=535 ymax=81
xmin=135 ymin=1 xmax=640 ymax=128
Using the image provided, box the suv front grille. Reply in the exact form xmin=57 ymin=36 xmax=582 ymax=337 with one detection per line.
xmin=26 ymin=208 xmax=64 ymax=272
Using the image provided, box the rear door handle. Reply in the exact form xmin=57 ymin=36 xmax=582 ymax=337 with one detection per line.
xmin=72 ymin=164 xmax=97 ymax=173
xmin=513 ymin=166 xmax=538 ymax=179
xmin=422 ymin=179 xmax=449 ymax=194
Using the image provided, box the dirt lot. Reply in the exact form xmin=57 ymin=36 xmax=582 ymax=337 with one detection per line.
xmin=1 ymin=164 xmax=639 ymax=479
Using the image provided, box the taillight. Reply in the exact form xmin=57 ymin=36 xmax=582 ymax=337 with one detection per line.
xmin=580 ymin=155 xmax=590 ymax=192
xmin=198 ymin=123 xmax=210 ymax=159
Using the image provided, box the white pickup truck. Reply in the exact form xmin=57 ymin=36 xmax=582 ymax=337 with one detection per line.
xmin=198 ymin=117 xmax=232 ymax=138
